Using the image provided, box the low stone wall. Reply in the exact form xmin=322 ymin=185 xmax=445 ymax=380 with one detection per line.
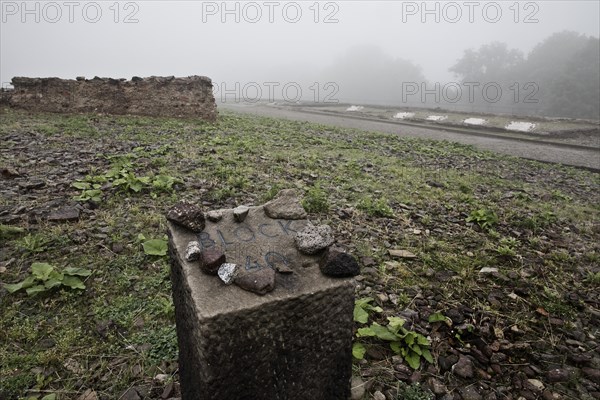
xmin=4 ymin=76 xmax=217 ymax=121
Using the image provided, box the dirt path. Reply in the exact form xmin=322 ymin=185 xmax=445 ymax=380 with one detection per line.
xmin=220 ymin=103 xmax=600 ymax=171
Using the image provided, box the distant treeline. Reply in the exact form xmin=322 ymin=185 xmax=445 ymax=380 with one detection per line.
xmin=449 ymin=31 xmax=600 ymax=119
xmin=325 ymin=31 xmax=599 ymax=120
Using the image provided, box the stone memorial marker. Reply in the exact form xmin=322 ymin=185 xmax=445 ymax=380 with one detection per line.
xmin=168 ymin=190 xmax=356 ymax=400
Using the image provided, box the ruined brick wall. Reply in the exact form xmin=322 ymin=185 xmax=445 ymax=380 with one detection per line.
xmin=5 ymin=76 xmax=217 ymax=121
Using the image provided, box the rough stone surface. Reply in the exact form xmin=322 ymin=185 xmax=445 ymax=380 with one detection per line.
xmin=199 ymin=248 xmax=226 ymax=275
xmin=234 ymin=267 xmax=276 ymax=295
xmin=217 ymin=263 xmax=238 ymax=285
xmin=459 ymin=386 xmax=482 ymax=400
xmin=47 ymin=206 xmax=80 ymax=221
xmin=206 ymin=210 xmax=223 ymax=222
xmin=546 ymin=368 xmax=570 ymax=382
xmin=452 ymin=355 xmax=475 ymax=379
xmin=319 ymin=248 xmax=360 ymax=277
xmin=295 ymin=224 xmax=335 ymax=255
xmin=6 ymin=76 xmax=217 ymax=121
xmin=373 ymin=391 xmax=386 ymax=400
xmin=184 ymin=241 xmax=201 ymax=262
xmin=351 ymin=376 xmax=366 ymax=400
xmin=167 ymin=194 xmax=355 ymax=399
xmin=167 ymin=202 xmax=205 ymax=232
xmin=233 ymin=205 xmax=249 ymax=222
xmin=263 ymin=189 xmax=307 ymax=220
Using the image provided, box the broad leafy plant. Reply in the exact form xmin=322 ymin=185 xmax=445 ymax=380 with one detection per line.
xmin=4 ymin=262 xmax=91 ymax=296
xmin=352 ymin=297 xmax=433 ymax=369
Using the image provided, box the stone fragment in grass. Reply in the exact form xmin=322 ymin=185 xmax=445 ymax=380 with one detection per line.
xmin=167 ymin=202 xmax=205 ymax=232
xmin=452 ymin=355 xmax=474 ymax=379
xmin=48 ymin=206 xmax=80 ymax=222
xmin=388 ymin=249 xmax=417 ymax=259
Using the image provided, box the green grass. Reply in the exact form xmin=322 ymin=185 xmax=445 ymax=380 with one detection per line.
xmin=0 ymin=107 xmax=599 ymax=399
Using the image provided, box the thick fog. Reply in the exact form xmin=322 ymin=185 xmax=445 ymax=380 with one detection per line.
xmin=1 ymin=1 xmax=599 ymax=118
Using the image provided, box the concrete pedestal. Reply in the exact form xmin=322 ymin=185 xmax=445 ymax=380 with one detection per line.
xmin=168 ymin=206 xmax=354 ymax=400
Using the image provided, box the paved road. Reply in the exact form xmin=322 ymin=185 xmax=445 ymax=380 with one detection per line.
xmin=219 ymin=103 xmax=600 ymax=171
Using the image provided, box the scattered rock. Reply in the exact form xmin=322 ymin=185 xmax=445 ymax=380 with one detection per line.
xmin=233 ymin=205 xmax=249 ymax=222
xmin=218 ymin=263 xmax=238 ymax=285
xmin=361 ymin=256 xmax=377 ymax=267
xmin=351 ymin=376 xmax=366 ymax=400
xmin=0 ymin=167 xmax=20 ymax=178
xmin=459 ymin=386 xmax=483 ymax=400
xmin=294 ymin=224 xmax=334 ymax=254
xmin=427 ymin=377 xmax=448 ymax=395
xmin=199 ymin=248 xmax=226 ymax=275
xmin=20 ymin=179 xmax=45 ymax=190
xmin=263 ymin=189 xmax=307 ymax=219
xmin=184 ymin=241 xmax=201 ymax=261
xmin=111 ymin=242 xmax=124 ymax=253
xmin=154 ymin=374 xmax=170 ymax=384
xmin=546 ymin=368 xmax=570 ymax=382
xmin=120 ymin=387 xmax=141 ymax=400
xmin=234 ymin=267 xmax=276 ymax=295
xmin=167 ymin=202 xmax=205 ymax=232
xmin=373 ymin=390 xmax=386 ymax=400
xmin=48 ymin=206 xmax=80 ymax=221
xmin=388 ymin=249 xmax=417 ymax=259
xmin=582 ymin=367 xmax=600 ymax=381
xmin=64 ymin=358 xmax=84 ymax=374
xmin=525 ymin=379 xmax=545 ymax=392
xmin=161 ymin=382 xmax=174 ymax=399
xmin=452 ymin=355 xmax=475 ymax=379
xmin=479 ymin=267 xmax=499 ymax=274
xmin=319 ymin=247 xmax=360 ymax=277
xmin=439 ymin=354 xmax=459 ymax=373
xmin=77 ymin=389 xmax=98 ymax=400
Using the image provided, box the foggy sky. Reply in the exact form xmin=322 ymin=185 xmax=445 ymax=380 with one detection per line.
xmin=1 ymin=1 xmax=599 ymax=92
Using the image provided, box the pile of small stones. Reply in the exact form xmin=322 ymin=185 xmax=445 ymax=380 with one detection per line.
xmin=167 ymin=190 xmax=360 ymax=296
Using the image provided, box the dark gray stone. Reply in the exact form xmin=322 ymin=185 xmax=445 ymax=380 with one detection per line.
xmin=452 ymin=355 xmax=475 ymax=379
xmin=459 ymin=386 xmax=483 ymax=400
xmin=546 ymin=368 xmax=570 ymax=382
xmin=234 ymin=267 xmax=276 ymax=295
xmin=263 ymin=189 xmax=307 ymax=219
xmin=20 ymin=180 xmax=45 ymax=190
xmin=199 ymin=248 xmax=226 ymax=275
xmin=319 ymin=248 xmax=360 ymax=277
xmin=48 ymin=206 xmax=80 ymax=222
xmin=167 ymin=202 xmax=205 ymax=232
